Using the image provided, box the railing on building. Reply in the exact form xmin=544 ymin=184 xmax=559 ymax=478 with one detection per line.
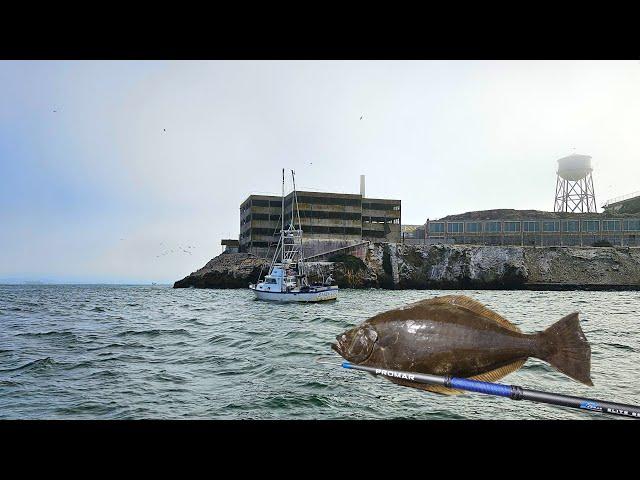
xmin=602 ymin=191 xmax=640 ymax=208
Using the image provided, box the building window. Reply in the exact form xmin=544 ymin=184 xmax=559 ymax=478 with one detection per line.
xmin=301 ymin=195 xmax=360 ymax=207
xmin=447 ymin=222 xmax=464 ymax=233
xmin=562 ymin=220 xmax=580 ymax=232
xmin=543 ymin=221 xmax=559 ymax=232
xmin=504 ymin=221 xmax=521 ymax=233
xmin=523 ymin=221 xmax=539 ymax=232
xmin=485 ymin=221 xmax=501 ymax=233
xmin=465 ymin=222 xmax=481 ymax=233
xmin=624 ymin=219 xmax=640 ymax=231
xmin=581 ymin=220 xmax=600 ymax=232
xmin=603 ymin=220 xmax=621 ymax=231
xmin=429 ymin=222 xmax=445 ymax=234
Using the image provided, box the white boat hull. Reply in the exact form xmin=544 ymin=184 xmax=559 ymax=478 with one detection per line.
xmin=249 ymin=286 xmax=338 ymax=302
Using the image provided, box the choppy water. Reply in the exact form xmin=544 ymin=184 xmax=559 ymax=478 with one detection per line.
xmin=1 ymin=285 xmax=639 ymax=419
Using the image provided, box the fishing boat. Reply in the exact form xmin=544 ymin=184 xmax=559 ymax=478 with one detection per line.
xmin=249 ymin=170 xmax=338 ymax=302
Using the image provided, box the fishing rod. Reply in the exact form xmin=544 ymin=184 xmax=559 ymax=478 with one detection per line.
xmin=341 ymin=361 xmax=640 ymax=419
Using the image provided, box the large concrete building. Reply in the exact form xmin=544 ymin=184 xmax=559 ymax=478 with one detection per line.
xmin=239 ymin=190 xmax=401 ymax=257
xmin=403 ymin=209 xmax=640 ymax=247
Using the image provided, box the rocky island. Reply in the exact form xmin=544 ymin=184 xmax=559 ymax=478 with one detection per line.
xmin=173 ymin=243 xmax=640 ymax=290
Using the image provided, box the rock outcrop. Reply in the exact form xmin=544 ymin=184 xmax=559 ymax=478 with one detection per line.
xmin=174 ymin=244 xmax=640 ymax=290
xmin=173 ymin=252 xmax=268 ymax=289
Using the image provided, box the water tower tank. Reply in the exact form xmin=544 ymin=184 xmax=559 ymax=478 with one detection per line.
xmin=557 ymin=154 xmax=592 ymax=182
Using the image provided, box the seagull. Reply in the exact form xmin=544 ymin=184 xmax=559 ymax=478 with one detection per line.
xmin=163 ymin=128 xmax=166 ymax=132
xmin=360 ymin=116 xmax=363 ymax=120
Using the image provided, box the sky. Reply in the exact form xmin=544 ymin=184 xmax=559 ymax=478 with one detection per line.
xmin=1 ymin=60 xmax=640 ymax=284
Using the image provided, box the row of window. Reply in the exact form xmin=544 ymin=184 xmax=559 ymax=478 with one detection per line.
xmin=296 ymin=195 xmax=362 ymax=207
xmin=246 ymin=197 xmax=400 ymax=210
xmin=244 ymin=211 xmax=402 ymax=225
xmin=363 ymin=230 xmax=388 ymax=238
xmin=363 ymin=217 xmax=401 ymax=224
xmin=250 ymin=211 xmax=364 ymax=222
xmin=249 ymin=199 xmax=283 ymax=208
xmin=305 ymin=226 xmax=362 ymax=235
xmin=246 ymin=225 xmax=367 ymax=237
xmin=300 ymin=210 xmax=361 ymax=220
xmin=429 ymin=219 xmax=640 ymax=234
xmin=363 ymin=202 xmax=401 ymax=211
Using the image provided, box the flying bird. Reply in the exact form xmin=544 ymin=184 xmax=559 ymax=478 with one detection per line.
xmin=360 ymin=116 xmax=363 ymax=120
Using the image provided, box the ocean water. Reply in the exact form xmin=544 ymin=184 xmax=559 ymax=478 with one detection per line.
xmin=0 ymin=284 xmax=638 ymax=419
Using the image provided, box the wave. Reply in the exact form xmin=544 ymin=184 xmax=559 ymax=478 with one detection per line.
xmin=55 ymin=402 xmax=120 ymax=415
xmin=522 ymin=362 xmax=553 ymax=373
xmin=117 ymin=328 xmax=192 ymax=337
xmin=87 ymin=370 xmax=119 ymax=379
xmin=207 ymin=334 xmax=230 ymax=345
xmin=261 ymin=394 xmax=331 ymax=409
xmin=0 ymin=357 xmax=56 ymax=373
xmin=603 ymin=342 xmax=635 ymax=352
xmin=152 ymin=371 xmax=188 ymax=384
xmin=0 ymin=380 xmax=21 ymax=387
xmin=16 ymin=331 xmax=78 ymax=340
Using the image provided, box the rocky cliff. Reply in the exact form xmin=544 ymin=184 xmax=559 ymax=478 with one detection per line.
xmin=173 ymin=252 xmax=268 ymax=289
xmin=173 ymin=244 xmax=640 ymax=290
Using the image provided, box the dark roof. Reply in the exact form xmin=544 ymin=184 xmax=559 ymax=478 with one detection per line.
xmin=221 ymin=239 xmax=239 ymax=246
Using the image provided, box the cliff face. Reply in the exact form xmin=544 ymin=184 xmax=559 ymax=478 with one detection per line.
xmin=173 ymin=253 xmax=268 ymax=289
xmin=522 ymin=246 xmax=640 ymax=287
xmin=174 ymin=244 xmax=640 ymax=290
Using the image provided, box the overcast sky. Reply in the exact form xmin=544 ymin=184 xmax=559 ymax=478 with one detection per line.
xmin=2 ymin=60 xmax=639 ymax=283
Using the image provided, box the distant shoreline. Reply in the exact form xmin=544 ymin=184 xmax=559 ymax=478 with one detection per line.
xmin=0 ymin=283 xmax=173 ymax=286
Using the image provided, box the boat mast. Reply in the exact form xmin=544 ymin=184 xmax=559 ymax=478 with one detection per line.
xmin=291 ymin=169 xmax=304 ymax=276
xmin=290 ymin=170 xmax=296 ymax=229
xmin=281 ymin=168 xmax=285 ymax=264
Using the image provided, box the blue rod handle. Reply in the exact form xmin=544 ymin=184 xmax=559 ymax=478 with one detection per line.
xmin=449 ymin=377 xmax=512 ymax=397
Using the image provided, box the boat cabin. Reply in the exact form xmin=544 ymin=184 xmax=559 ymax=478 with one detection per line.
xmin=261 ymin=266 xmax=296 ymax=292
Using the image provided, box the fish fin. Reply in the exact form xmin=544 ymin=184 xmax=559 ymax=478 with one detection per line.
xmin=386 ymin=376 xmax=464 ymax=395
xmin=419 ymin=384 xmax=465 ymax=396
xmin=468 ymin=358 xmax=527 ymax=383
xmin=422 ymin=295 xmax=522 ymax=333
xmin=538 ymin=312 xmax=593 ymax=386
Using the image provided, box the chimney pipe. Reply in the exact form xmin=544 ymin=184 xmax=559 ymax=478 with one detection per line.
xmin=360 ymin=175 xmax=365 ymax=197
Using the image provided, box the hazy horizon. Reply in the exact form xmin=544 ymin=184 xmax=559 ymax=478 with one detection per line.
xmin=2 ymin=60 xmax=640 ymax=283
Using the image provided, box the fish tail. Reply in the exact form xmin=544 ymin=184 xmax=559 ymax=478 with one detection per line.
xmin=537 ymin=312 xmax=593 ymax=386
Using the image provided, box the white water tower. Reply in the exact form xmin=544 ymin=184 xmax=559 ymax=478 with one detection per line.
xmin=553 ymin=154 xmax=597 ymax=213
